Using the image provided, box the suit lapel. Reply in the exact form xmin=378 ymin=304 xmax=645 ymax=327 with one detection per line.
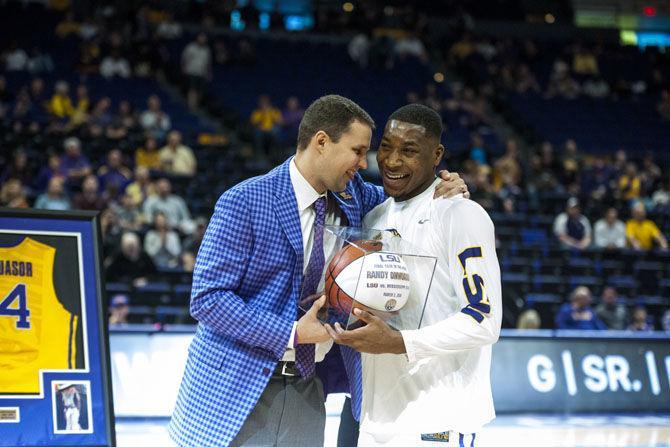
xmin=273 ymin=158 xmax=304 ymax=269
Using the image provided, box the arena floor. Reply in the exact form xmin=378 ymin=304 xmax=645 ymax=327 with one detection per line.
xmin=115 ymin=413 xmax=670 ymax=447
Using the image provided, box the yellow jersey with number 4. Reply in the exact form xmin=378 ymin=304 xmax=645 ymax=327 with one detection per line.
xmin=0 ymin=237 xmax=78 ymax=394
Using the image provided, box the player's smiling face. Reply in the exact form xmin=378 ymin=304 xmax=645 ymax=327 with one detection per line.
xmin=377 ymin=119 xmax=444 ymax=201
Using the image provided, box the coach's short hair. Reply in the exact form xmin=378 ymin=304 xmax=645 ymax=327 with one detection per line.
xmin=387 ymin=103 xmax=443 ymax=140
xmin=297 ymin=95 xmax=375 ymax=150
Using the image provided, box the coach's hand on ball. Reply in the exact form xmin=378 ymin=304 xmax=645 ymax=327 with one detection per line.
xmin=435 ymin=170 xmax=470 ymax=199
xmin=326 ymin=308 xmax=406 ymax=355
xmin=295 ymin=295 xmax=331 ymax=344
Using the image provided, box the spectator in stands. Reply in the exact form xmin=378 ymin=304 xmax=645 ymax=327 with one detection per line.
xmin=250 ymin=94 xmax=282 ymax=154
xmin=68 ymin=84 xmax=90 ymax=130
xmin=181 ymin=32 xmax=212 ymax=110
xmin=468 ymin=133 xmax=488 ymax=166
xmin=111 ymin=192 xmax=143 ymax=232
xmin=156 ymin=12 xmax=183 ymax=40
xmin=100 ymin=208 xmax=123 ymax=262
xmin=3 ymin=42 xmax=28 ymax=71
xmin=515 ymin=64 xmax=540 ymax=94
xmin=640 ymin=152 xmax=662 ymax=196
xmin=555 ymin=286 xmax=606 ymax=330
xmin=348 ymin=32 xmax=370 ymax=68
xmin=560 ymin=139 xmax=581 ymax=188
xmin=61 ymin=137 xmax=92 ymax=187
xmin=493 ymin=138 xmax=522 ymax=191
xmin=126 ymin=166 xmax=155 ymax=206
xmin=87 ymin=97 xmax=113 ymax=137
xmin=106 ymin=100 xmax=137 ymax=140
xmin=144 ymin=211 xmax=182 ymax=268
xmin=135 ymin=136 xmax=162 ymax=170
xmin=0 ymin=179 xmax=29 ymax=208
xmin=72 ymin=175 xmax=107 ymax=211
xmin=662 ymin=309 xmax=670 ymax=332
xmin=1 ymin=149 xmax=32 ymax=187
xmin=652 ymin=177 xmax=670 ymax=215
xmin=48 ymin=81 xmax=74 ymax=119
xmin=34 ymin=154 xmax=65 ymax=193
xmin=108 ymin=294 xmax=130 ymax=326
xmin=97 ymin=148 xmax=132 ymax=200
xmin=627 ymin=306 xmax=654 ymax=332
xmin=580 ymin=156 xmax=613 ymax=202
xmin=593 ymin=208 xmax=626 ymax=250
xmin=27 ymin=47 xmax=54 ymax=74
xmin=159 ymin=130 xmax=197 ymax=177
xmin=553 ymin=197 xmax=592 ymax=250
xmin=34 ymin=177 xmax=71 ymax=211
xmin=183 ymin=217 xmax=207 ymax=253
xmin=55 ymin=11 xmax=79 ymax=38
xmin=594 ymin=286 xmax=627 ymax=330
xmin=393 ymin=35 xmax=428 ymax=63
xmin=617 ymin=162 xmax=642 ymax=201
xmin=516 ymin=309 xmax=541 ymax=329
xmin=582 ymin=76 xmax=610 ymax=99
xmin=281 ymin=96 xmax=304 ymax=143
xmin=106 ymin=232 xmax=157 ymax=287
xmin=572 ymin=46 xmax=599 ymax=75
xmin=143 ymin=178 xmax=195 ymax=234
xmin=626 ymin=202 xmax=668 ymax=251
xmin=140 ymin=95 xmax=171 ymax=139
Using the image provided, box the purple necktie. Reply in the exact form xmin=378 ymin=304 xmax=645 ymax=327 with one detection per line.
xmin=295 ymin=196 xmax=326 ymax=378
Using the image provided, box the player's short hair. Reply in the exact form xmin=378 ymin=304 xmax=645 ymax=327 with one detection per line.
xmin=297 ymin=95 xmax=375 ymax=150
xmin=387 ymin=103 xmax=443 ymax=140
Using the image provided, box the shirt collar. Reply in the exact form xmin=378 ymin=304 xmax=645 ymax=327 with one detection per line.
xmin=289 ymin=158 xmax=326 ymax=212
xmin=391 ymin=177 xmax=440 ymax=209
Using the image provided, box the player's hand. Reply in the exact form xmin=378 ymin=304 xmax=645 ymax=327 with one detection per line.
xmin=296 ymin=295 xmax=330 ymax=344
xmin=435 ymin=170 xmax=470 ymax=199
xmin=326 ymin=308 xmax=407 ymax=354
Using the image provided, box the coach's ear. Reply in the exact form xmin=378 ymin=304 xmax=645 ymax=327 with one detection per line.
xmin=434 ymin=170 xmax=469 ymax=199
xmin=314 ymin=130 xmax=329 ymax=153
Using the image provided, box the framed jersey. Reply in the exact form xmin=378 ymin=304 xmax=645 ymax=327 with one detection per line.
xmin=0 ymin=208 xmax=115 ymax=447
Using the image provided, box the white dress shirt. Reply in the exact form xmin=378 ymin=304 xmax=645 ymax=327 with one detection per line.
xmin=281 ymin=158 xmax=341 ymax=361
xmin=360 ymin=178 xmax=502 ymax=436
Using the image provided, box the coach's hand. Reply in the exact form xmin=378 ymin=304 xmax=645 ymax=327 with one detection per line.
xmin=326 ymin=308 xmax=407 ymax=354
xmin=296 ymin=295 xmax=330 ymax=344
xmin=435 ymin=170 xmax=470 ymax=199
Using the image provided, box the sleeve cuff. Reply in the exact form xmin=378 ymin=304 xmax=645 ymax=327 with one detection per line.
xmin=288 ymin=322 xmax=297 ymax=349
xmin=400 ymin=330 xmax=417 ymax=363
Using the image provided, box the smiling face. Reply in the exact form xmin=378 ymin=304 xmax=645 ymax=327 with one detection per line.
xmin=377 ymin=119 xmax=443 ymax=201
xmin=317 ymin=120 xmax=371 ymax=192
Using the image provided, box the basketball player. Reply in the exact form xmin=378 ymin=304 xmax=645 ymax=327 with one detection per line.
xmin=327 ymin=104 xmax=502 ymax=446
xmin=168 ymin=95 xmax=469 ymax=447
xmin=62 ymin=385 xmax=81 ymax=431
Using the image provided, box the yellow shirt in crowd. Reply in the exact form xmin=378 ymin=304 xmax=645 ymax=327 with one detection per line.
xmin=626 ymin=219 xmax=661 ymax=250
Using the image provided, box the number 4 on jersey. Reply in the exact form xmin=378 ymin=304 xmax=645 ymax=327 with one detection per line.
xmin=0 ymin=284 xmax=31 ymax=329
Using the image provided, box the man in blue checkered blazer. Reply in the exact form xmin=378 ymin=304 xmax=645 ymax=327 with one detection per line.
xmin=168 ymin=95 xmax=467 ymax=447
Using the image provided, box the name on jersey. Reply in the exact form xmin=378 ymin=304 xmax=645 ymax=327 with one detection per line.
xmin=0 ymin=260 xmax=33 ymax=277
xmin=366 ymin=270 xmax=409 ymax=281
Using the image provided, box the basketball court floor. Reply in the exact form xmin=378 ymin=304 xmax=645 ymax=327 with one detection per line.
xmin=115 ymin=394 xmax=670 ymax=447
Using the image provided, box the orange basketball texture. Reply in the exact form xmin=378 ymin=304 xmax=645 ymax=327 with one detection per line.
xmin=325 ymin=240 xmax=383 ymax=315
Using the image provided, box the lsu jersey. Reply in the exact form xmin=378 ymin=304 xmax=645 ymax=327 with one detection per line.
xmin=0 ymin=237 xmax=78 ymax=394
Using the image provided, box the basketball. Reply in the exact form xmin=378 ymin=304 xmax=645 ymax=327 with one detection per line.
xmin=325 ymin=240 xmax=411 ymax=316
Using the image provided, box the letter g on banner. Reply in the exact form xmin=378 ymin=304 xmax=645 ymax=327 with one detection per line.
xmin=528 ymin=354 xmax=556 ymax=393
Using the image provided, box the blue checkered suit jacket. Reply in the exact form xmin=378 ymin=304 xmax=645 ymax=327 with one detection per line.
xmin=168 ymin=157 xmax=384 ymax=447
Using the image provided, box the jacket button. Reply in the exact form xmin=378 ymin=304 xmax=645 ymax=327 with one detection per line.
xmin=263 ymin=367 xmax=271 ymax=376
